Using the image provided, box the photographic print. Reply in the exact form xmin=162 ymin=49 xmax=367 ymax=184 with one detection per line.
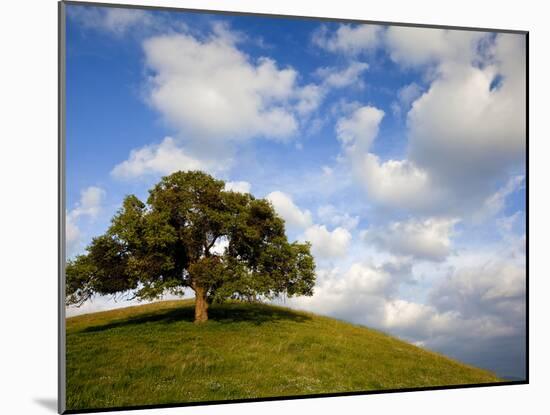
xmin=60 ymin=1 xmax=527 ymax=413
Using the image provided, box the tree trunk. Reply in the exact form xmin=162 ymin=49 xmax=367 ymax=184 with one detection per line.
xmin=194 ymin=285 xmax=209 ymax=323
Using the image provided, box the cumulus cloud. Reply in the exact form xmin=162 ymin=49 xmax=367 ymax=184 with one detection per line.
xmin=399 ymin=32 xmax=525 ymax=214
xmin=113 ymin=23 xmax=333 ymax=181
xmin=316 ymin=61 xmax=369 ymax=89
xmin=67 ymin=5 xmax=157 ymax=36
xmin=143 ymin=31 xmax=307 ymax=142
xmin=496 ymin=212 xmax=524 ymax=239
xmin=317 ymin=205 xmax=359 ymax=230
xmin=336 ymin=105 xmax=384 ymax=153
xmin=333 ymin=106 xmax=445 ymax=211
xmin=391 ymin=82 xmax=423 ymax=118
xmin=431 ymin=259 xmax=526 ymax=320
xmin=296 ymin=61 xmax=370 ymax=116
xmin=111 ymin=137 xmax=222 ymax=179
xmin=287 ymin=263 xmax=391 ymax=325
xmin=69 ymin=186 xmax=105 ymax=220
xmin=66 ymin=215 xmax=81 ymax=255
xmin=314 ymin=24 xmax=485 ymax=69
xmin=385 ymin=27 xmax=485 ymax=67
xmin=363 ymin=217 xmax=458 ymax=261
xmin=334 ymin=31 xmax=526 ymax=217
xmin=265 ymin=193 xmax=354 ymax=259
xmin=407 ymin=56 xmax=525 ymax=187
xmin=66 ymin=186 xmax=106 ymax=256
xmin=295 ymin=84 xmax=325 ymax=116
xmin=224 ymin=181 xmax=251 ymax=193
xmin=313 ymin=24 xmax=382 ymax=55
xmin=301 ymin=224 xmax=352 ymax=258
xmin=473 ymin=175 xmax=525 ymax=222
xmin=286 ymin=259 xmax=414 ymax=327
xmin=266 ymin=191 xmax=313 ymax=229
xmin=382 ymin=300 xmax=442 ymax=334
xmin=358 ymin=153 xmax=441 ymax=210
xmin=290 ymin=254 xmax=524 ymax=338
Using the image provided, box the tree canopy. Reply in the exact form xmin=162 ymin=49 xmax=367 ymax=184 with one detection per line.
xmin=66 ymin=171 xmax=316 ymax=322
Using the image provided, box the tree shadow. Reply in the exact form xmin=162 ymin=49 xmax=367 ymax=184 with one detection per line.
xmin=80 ymin=303 xmax=310 ymax=333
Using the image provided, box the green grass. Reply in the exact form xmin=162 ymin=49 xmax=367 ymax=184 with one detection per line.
xmin=66 ymin=300 xmax=500 ymax=410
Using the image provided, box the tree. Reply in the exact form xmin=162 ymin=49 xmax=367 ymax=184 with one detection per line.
xmin=66 ymin=171 xmax=316 ymax=323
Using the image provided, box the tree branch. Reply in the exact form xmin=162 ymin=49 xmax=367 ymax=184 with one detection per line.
xmin=204 ymin=234 xmax=219 ymax=255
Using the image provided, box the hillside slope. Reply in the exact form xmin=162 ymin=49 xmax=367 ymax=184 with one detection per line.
xmin=66 ymin=300 xmax=500 ymax=411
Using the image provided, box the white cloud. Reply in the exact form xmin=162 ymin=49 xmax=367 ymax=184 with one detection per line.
xmin=285 ymin=259 xmax=415 ymax=329
xmin=111 ymin=137 xmax=222 ymax=179
xmin=402 ymin=33 xmax=525 ymax=214
xmin=496 ymin=212 xmax=524 ymax=236
xmin=343 ymin=262 xmax=393 ymax=293
xmin=316 ymin=61 xmax=369 ymax=88
xmin=69 ymin=186 xmax=106 ymax=220
xmin=407 ymin=61 xmax=526 ymax=187
xmin=224 ymin=181 xmax=251 ymax=193
xmin=431 ymin=259 xmax=526 ymax=320
xmin=333 ymin=105 xmax=445 ymax=211
xmin=336 ymin=106 xmax=384 ymax=153
xmin=398 ymin=82 xmax=423 ymax=107
xmin=358 ymin=153 xmax=440 ymax=210
xmin=295 ymin=61 xmax=370 ymax=117
xmin=265 ymin=193 xmax=355 ymax=259
xmin=66 ymin=186 xmax=106 ymax=257
xmin=302 ymin=224 xmax=351 ymax=258
xmin=313 ymin=24 xmax=382 ymax=55
xmin=382 ymin=299 xmax=440 ymax=331
xmin=334 ymin=33 xmax=525 ymax=217
xmin=286 ymin=263 xmax=391 ymax=325
xmin=316 ymin=24 xmax=525 ymax=217
xmin=317 ymin=205 xmax=359 ymax=230
xmin=295 ymin=84 xmax=324 ymax=116
xmin=391 ymin=82 xmax=423 ymax=118
xmin=143 ymin=31 xmax=308 ymax=142
xmin=474 ymin=175 xmax=525 ymax=222
xmin=364 ymin=217 xmax=458 ymax=261
xmin=66 ymin=214 xmax=80 ymax=255
xmin=105 ymin=22 xmax=330 ymax=181
xmin=288 ymin=254 xmax=524 ymax=341
xmin=385 ymin=27 xmax=485 ymax=67
xmin=67 ymin=6 xmax=156 ymax=36
xmin=266 ymin=191 xmax=313 ymax=229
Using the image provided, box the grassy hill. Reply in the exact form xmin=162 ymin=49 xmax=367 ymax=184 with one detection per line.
xmin=66 ymin=300 xmax=500 ymax=411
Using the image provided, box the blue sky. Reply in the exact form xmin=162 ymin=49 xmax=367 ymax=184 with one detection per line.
xmin=65 ymin=4 xmax=526 ymax=379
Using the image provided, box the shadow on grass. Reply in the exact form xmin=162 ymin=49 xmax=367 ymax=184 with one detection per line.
xmin=81 ymin=303 xmax=311 ymax=333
